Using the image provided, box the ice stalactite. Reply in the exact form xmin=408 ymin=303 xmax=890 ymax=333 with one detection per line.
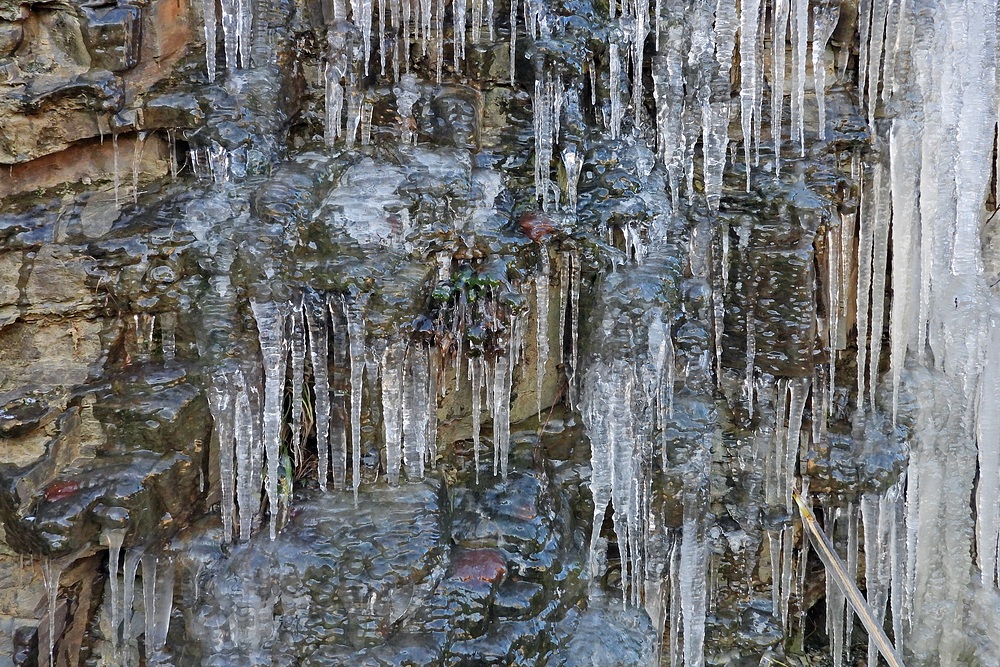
xmin=468 ymin=354 xmax=483 ymax=482
xmin=346 ymin=298 xmax=367 ymax=499
xmin=289 ymin=298 xmax=307 ymax=470
xmin=234 ymin=370 xmax=259 ymax=540
xmin=42 ymin=558 xmax=63 ymax=667
xmin=703 ymin=0 xmax=736 ymax=213
xmin=771 ymin=0 xmax=789 ymax=174
xmin=121 ymin=549 xmax=141 ymax=663
xmin=810 ymin=0 xmax=840 ymax=141
xmin=104 ymin=528 xmax=126 ymax=654
xmin=208 ymin=373 xmax=237 ymax=542
xmin=533 ymin=72 xmax=563 ymax=210
xmin=535 ymin=249 xmax=550 ymax=418
xmin=381 ymin=339 xmax=406 ymax=485
xmin=203 ymin=0 xmax=217 ymax=82
xmin=250 ymin=299 xmax=290 ymax=540
xmin=738 ymin=0 xmax=761 ymax=189
xmin=790 ymin=0 xmax=808 ymax=154
xmin=401 ymin=343 xmax=432 ymax=479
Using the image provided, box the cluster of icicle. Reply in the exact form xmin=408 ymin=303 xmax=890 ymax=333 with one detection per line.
xmin=580 ymin=308 xmax=708 ymax=667
xmin=851 ymin=0 xmax=1000 ymax=663
xmin=207 ymin=250 xmax=581 ymax=541
xmin=41 ymin=533 xmax=175 ymax=667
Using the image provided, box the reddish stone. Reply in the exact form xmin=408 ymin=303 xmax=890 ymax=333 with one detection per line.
xmin=518 ymin=212 xmax=555 ymax=242
xmin=449 ymin=548 xmax=507 ymax=584
xmin=44 ymin=480 xmax=79 ymax=502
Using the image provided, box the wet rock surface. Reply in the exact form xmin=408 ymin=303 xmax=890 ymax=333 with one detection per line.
xmin=0 ymin=0 xmax=913 ymax=664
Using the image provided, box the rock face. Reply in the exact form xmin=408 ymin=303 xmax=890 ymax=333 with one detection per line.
xmin=0 ymin=0 xmax=932 ymax=665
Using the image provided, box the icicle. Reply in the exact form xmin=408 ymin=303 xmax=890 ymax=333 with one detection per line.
xmin=330 ymin=296 xmax=350 ymax=490
xmin=632 ymin=0 xmax=648 ymax=129
xmin=208 ymin=373 xmax=236 ymax=542
xmin=680 ymin=501 xmax=708 ymax=667
xmin=145 ymin=555 xmax=174 ymax=653
xmin=42 ymin=558 xmax=62 ymax=667
xmin=237 ymin=0 xmax=250 ymax=67
xmin=790 ymin=0 xmax=808 ymax=154
xmin=203 ymin=0 xmax=217 ymax=81
xmin=888 ymin=120 xmax=920 ymax=420
xmin=535 ymin=249 xmax=550 ymax=418
xmin=379 ymin=0 xmax=387 ymax=75
xmin=845 ymin=502 xmax=859 ymax=663
xmin=219 ymin=0 xmax=235 ymax=69
xmin=425 ymin=347 xmax=438 ymax=468
xmin=345 ymin=87 xmax=363 ymax=148
xmin=738 ymin=0 xmax=761 ymax=190
xmin=868 ymin=160 xmax=891 ymax=409
xmin=866 ymin=0 xmax=889 ymax=125
xmin=455 ymin=0 xmax=467 ymax=67
xmin=104 ymin=528 xmax=126 ymax=654
xmin=567 ymin=251 xmax=581 ymax=409
xmin=610 ymin=42 xmax=623 ymax=140
xmin=402 ymin=343 xmax=429 ymax=479
xmin=381 ymin=339 xmax=406 ymax=485
xmin=470 ymin=356 xmax=483 ymax=482
xmin=811 ymin=0 xmax=840 ymax=141
xmin=856 ymin=168 xmax=873 ymax=403
xmin=112 ymin=131 xmax=121 ymax=208
xmin=325 ymin=61 xmax=345 ymax=145
xmin=434 ymin=0 xmax=444 ymax=83
xmin=289 ymin=299 xmax=306 ymax=469
xmin=250 ymin=299 xmax=289 ymax=540
xmin=508 ymin=0 xmax=517 ymax=85
xmin=305 ymin=291 xmax=330 ymax=491
xmin=346 ymin=299 xmax=366 ymax=500
xmin=234 ymin=373 xmax=256 ymax=540
xmin=159 ymin=312 xmax=177 ymax=361
xmin=977 ymin=323 xmax=1000 ymax=587
xmin=825 ymin=505 xmax=846 ymax=667
xmin=121 ymin=549 xmax=141 ymax=660
xmin=361 ymin=102 xmax=374 ymax=145
xmin=561 ymin=143 xmax=583 ymax=211
xmin=772 ymin=0 xmax=789 ymax=174
xmin=491 ymin=352 xmax=512 ymax=478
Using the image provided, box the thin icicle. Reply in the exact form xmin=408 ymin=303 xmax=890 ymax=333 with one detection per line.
xmin=305 ymin=291 xmax=331 ymax=490
xmin=868 ymin=159 xmax=891 ymax=409
xmin=491 ymin=352 xmax=512 ymax=478
xmin=610 ymin=43 xmax=623 ymax=140
xmin=772 ymin=0 xmax=789 ymax=174
xmin=234 ymin=375 xmax=256 ymax=540
xmin=104 ymin=528 xmax=126 ymax=654
xmin=811 ymin=0 xmax=840 ymax=141
xmin=250 ymin=299 xmax=289 ymax=540
xmin=739 ymin=0 xmax=762 ymax=189
xmin=208 ymin=371 xmax=236 ymax=542
xmin=381 ymin=339 xmax=406 ymax=484
xmin=402 ymin=343 xmax=429 ymax=479
xmin=535 ymin=248 xmax=550 ymax=418
xmin=790 ymin=0 xmax=808 ymax=154
xmin=289 ymin=298 xmax=306 ymax=469
xmin=346 ymin=298 xmax=366 ymax=500
xmin=470 ymin=356 xmax=483 ymax=482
